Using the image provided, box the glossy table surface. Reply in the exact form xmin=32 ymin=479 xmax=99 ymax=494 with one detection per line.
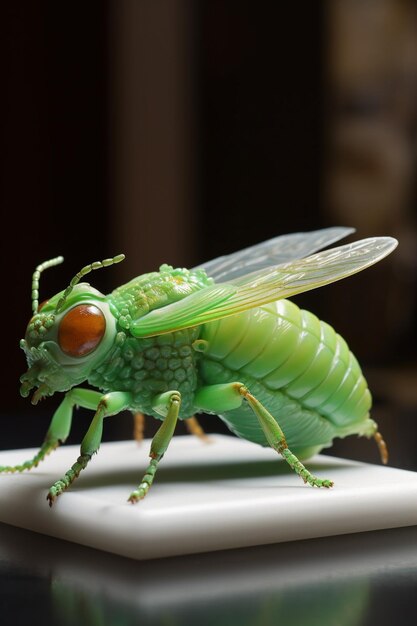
xmin=1 ymin=435 xmax=417 ymax=560
xmin=2 ymin=521 xmax=417 ymax=626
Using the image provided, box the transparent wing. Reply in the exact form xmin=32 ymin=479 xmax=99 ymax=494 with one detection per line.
xmin=131 ymin=237 xmax=398 ymax=338
xmin=194 ymin=226 xmax=355 ymax=282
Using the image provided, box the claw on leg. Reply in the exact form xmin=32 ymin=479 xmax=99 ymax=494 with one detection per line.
xmin=239 ymin=384 xmax=334 ymax=489
xmin=0 ymin=439 xmax=60 ymax=474
xmin=281 ymin=448 xmax=333 ymax=488
xmin=128 ymin=458 xmax=158 ymax=504
xmin=129 ymin=390 xmax=181 ymax=504
xmin=194 ymin=381 xmax=335 ymax=489
xmin=47 ymin=453 xmax=91 ymax=507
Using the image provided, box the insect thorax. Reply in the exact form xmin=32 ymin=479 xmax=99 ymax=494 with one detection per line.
xmin=88 ymin=265 xmax=210 ymax=417
xmin=108 ymin=264 xmax=213 ymax=330
xmin=88 ymin=328 xmax=201 ymax=419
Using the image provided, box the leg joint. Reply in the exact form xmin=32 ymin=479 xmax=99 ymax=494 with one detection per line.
xmin=170 ymin=391 xmax=181 ymax=405
xmin=234 ymin=383 xmax=249 ymax=397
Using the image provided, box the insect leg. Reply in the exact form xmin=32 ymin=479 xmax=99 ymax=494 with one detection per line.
xmin=240 ymin=387 xmax=333 ymax=488
xmin=194 ymin=383 xmax=334 ymax=489
xmin=132 ymin=412 xmax=146 ymax=443
xmin=0 ymin=392 xmax=80 ymax=474
xmin=374 ymin=431 xmax=389 ymax=464
xmin=128 ymin=390 xmax=181 ymax=503
xmin=47 ymin=390 xmax=132 ymax=506
xmin=132 ymin=411 xmax=208 ymax=444
xmin=185 ymin=416 xmax=211 ymax=442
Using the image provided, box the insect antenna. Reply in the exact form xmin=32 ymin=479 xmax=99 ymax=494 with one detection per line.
xmin=54 ymin=254 xmax=125 ymax=313
xmin=32 ymin=256 xmax=64 ymax=314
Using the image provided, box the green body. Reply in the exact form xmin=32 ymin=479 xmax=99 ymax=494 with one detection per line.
xmin=89 ymin=264 xmax=208 ymax=419
xmin=199 ymin=300 xmax=374 ymax=457
xmin=2 ymin=230 xmax=397 ymax=505
xmin=88 ymin=266 xmax=374 ymax=456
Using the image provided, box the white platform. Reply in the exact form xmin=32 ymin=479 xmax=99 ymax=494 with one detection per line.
xmin=0 ymin=434 xmax=417 ymax=560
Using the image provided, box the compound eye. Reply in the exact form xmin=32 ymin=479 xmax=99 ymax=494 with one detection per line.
xmin=58 ymin=304 xmax=106 ymax=357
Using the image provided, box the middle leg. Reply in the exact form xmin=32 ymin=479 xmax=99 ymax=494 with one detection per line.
xmin=128 ymin=390 xmax=181 ymax=503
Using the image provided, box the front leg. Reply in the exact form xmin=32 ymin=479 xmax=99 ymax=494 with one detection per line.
xmin=128 ymin=390 xmax=181 ymax=503
xmin=47 ymin=389 xmax=132 ymax=506
xmin=0 ymin=389 xmax=87 ymax=474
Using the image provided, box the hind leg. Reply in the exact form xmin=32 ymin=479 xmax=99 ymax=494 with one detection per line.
xmin=194 ymin=382 xmax=334 ymax=489
xmin=128 ymin=390 xmax=181 ymax=503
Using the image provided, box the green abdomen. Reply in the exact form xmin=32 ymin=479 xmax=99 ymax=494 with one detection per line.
xmin=198 ymin=300 xmax=375 ymax=455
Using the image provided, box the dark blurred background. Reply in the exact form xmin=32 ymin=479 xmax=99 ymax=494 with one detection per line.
xmin=1 ymin=1 xmax=417 ymax=468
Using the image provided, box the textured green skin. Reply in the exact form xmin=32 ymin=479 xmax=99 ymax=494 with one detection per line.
xmin=16 ymin=262 xmax=376 ymax=464
xmin=2 ymin=247 xmax=389 ymax=504
xmin=198 ymin=300 xmax=375 ymax=457
xmin=81 ymin=265 xmax=375 ymax=457
xmin=88 ymin=330 xmax=201 ymax=419
xmin=88 ymin=264 xmax=208 ymax=419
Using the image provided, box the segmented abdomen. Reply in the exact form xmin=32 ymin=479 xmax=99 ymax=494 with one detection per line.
xmin=198 ymin=299 xmax=374 ymax=452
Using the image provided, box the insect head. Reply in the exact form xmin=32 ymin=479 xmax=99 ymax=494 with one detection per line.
xmin=19 ymin=255 xmax=124 ymax=404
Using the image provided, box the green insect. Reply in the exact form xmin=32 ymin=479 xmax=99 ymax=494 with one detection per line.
xmin=0 ymin=227 xmax=397 ymax=506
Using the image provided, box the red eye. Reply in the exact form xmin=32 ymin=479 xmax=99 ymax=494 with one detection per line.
xmin=58 ymin=304 xmax=106 ymax=357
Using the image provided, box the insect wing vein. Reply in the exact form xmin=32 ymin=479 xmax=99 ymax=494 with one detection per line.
xmin=194 ymin=226 xmax=355 ymax=281
xmin=131 ymin=237 xmax=397 ymax=337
